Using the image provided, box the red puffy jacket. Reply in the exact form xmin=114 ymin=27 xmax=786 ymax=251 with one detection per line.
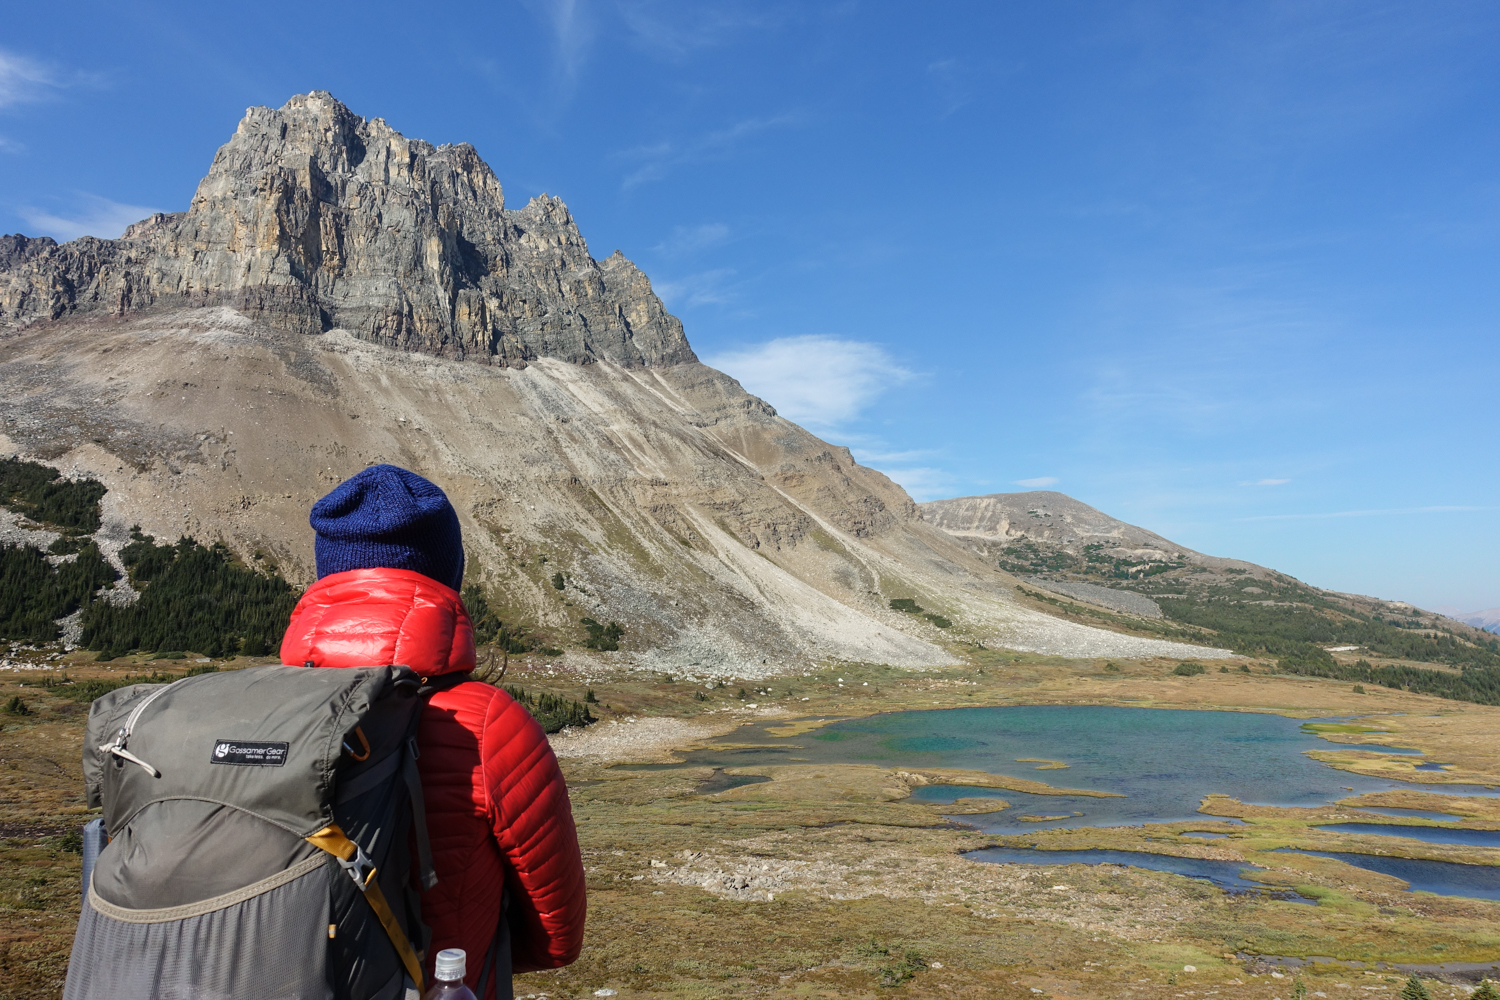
xmin=280 ymin=568 xmax=586 ymax=987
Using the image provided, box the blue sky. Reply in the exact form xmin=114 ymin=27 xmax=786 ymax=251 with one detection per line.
xmin=2 ymin=1 xmax=1497 ymax=611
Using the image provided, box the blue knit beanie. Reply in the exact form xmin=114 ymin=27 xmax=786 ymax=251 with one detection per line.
xmin=310 ymin=465 xmax=465 ymax=591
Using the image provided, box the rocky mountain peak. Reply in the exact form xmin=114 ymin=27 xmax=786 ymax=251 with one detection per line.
xmin=0 ymin=91 xmax=695 ymax=369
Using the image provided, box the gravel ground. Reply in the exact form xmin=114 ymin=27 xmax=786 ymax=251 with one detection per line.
xmin=1024 ymin=576 xmax=1163 ymax=619
xmin=983 ymin=603 xmax=1234 ymax=660
xmin=0 ymin=509 xmax=57 ymax=551
xmin=638 ymin=830 xmax=1247 ymax=945
xmin=550 ymin=714 xmax=737 ymax=763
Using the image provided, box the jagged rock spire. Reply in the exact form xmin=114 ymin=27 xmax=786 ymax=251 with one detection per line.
xmin=0 ymin=91 xmax=696 ymax=369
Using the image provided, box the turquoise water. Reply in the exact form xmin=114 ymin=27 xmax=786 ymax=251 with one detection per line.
xmin=1313 ymin=823 xmax=1500 ymax=848
xmin=1275 ymin=849 xmax=1500 ymax=900
xmin=656 ymin=705 xmax=1500 ymax=898
xmin=676 ymin=705 xmax=1496 ymax=833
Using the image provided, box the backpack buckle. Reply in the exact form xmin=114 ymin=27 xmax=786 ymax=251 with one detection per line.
xmin=334 ymin=842 xmax=377 ymax=890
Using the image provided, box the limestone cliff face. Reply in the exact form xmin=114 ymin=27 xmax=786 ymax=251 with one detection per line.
xmin=0 ymin=92 xmax=694 ymax=369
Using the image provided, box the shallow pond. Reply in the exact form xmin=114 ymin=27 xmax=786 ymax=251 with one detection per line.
xmin=1355 ymin=807 xmax=1464 ymax=822
xmin=677 ymin=705 xmax=1497 ymax=832
xmin=965 ymin=847 xmax=1308 ymax=900
xmin=1275 ymin=849 xmax=1500 ymax=900
xmin=1313 ymin=823 xmax=1500 ymax=848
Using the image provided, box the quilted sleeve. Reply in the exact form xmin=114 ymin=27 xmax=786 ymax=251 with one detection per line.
xmin=480 ymin=692 xmax=587 ymax=971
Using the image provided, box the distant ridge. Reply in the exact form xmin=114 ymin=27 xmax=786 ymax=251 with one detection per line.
xmin=921 ymin=490 xmax=1500 ymax=698
xmin=1437 ymin=608 xmax=1500 ymax=633
xmin=920 ymin=490 xmax=1255 ymax=574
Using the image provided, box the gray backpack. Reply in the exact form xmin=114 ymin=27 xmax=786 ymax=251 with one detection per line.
xmin=65 ymin=664 xmax=444 ymax=1000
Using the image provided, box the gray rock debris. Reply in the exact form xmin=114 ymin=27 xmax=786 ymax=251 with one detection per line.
xmin=1024 ymin=576 xmax=1163 ymax=619
xmin=0 ymin=91 xmax=695 ymax=372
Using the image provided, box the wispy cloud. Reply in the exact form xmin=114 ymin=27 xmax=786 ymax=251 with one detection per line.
xmin=0 ymin=50 xmax=57 ymax=109
xmin=652 ymin=223 xmax=730 ymax=257
xmin=18 ymin=194 xmax=161 ymax=242
xmin=1241 ymin=478 xmax=1291 ymax=486
xmin=653 ymin=268 xmax=738 ymax=309
xmin=0 ymin=49 xmax=66 ymax=151
xmin=518 ymin=0 xmax=596 ymax=94
xmin=1015 ymin=477 xmax=1060 ymax=488
xmin=703 ymin=335 xmax=914 ymax=431
xmin=617 ymin=1 xmax=781 ymax=58
xmin=1079 ymin=263 xmax=1346 ymax=433
xmin=926 ymin=57 xmax=973 ymax=118
xmin=878 ymin=466 xmax=957 ymax=503
xmin=850 ymin=446 xmax=941 ymax=465
xmin=615 ymin=113 xmax=802 ymax=188
xmin=1238 ymin=505 xmax=1496 ymax=522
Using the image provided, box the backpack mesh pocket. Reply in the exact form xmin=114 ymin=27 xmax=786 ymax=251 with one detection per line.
xmin=66 ymin=855 xmax=343 ymax=1000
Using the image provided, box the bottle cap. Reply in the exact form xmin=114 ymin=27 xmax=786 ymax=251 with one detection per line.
xmin=434 ymin=948 xmax=466 ymax=981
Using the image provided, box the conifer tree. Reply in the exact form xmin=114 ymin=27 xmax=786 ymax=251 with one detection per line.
xmin=80 ymin=532 xmax=295 ymax=657
xmin=1399 ymin=974 xmax=1433 ymax=1000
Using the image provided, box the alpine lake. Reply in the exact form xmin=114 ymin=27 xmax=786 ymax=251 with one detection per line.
xmin=3 ymin=647 xmax=1499 ymax=999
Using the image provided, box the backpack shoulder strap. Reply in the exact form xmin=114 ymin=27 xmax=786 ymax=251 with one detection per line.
xmin=402 ymin=670 xmax=472 ymax=892
xmin=307 ymin=823 xmax=427 ymax=992
xmin=402 ymin=741 xmax=437 ymax=891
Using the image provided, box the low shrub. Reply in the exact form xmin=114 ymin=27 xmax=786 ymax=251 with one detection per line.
xmin=580 ymin=617 xmax=624 ymax=651
xmin=502 ymin=685 xmax=595 ymax=733
xmin=853 ymin=938 xmax=927 ymax=987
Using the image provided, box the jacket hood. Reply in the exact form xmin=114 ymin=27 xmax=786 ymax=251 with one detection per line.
xmin=280 ymin=567 xmax=476 ymax=678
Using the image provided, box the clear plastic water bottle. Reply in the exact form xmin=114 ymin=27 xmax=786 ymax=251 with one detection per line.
xmin=422 ymin=948 xmax=478 ymax=1000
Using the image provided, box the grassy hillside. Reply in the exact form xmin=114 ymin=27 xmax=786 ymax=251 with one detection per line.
xmin=990 ymin=538 xmax=1500 ymax=706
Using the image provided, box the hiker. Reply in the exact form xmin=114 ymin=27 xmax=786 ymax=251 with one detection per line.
xmin=280 ymin=464 xmax=587 ymax=996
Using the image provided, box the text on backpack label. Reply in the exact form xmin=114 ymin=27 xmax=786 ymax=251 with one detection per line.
xmin=210 ymin=740 xmax=290 ymax=766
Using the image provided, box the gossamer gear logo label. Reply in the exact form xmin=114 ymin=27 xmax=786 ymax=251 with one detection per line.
xmin=210 ymin=740 xmax=289 ymax=766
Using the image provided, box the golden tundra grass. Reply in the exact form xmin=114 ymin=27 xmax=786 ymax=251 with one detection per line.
xmin=1 ymin=647 xmax=1497 ymax=998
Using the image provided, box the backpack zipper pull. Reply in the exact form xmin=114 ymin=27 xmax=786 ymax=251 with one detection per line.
xmin=98 ymin=678 xmax=181 ymax=779
xmin=100 ymin=741 xmax=161 ymax=778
